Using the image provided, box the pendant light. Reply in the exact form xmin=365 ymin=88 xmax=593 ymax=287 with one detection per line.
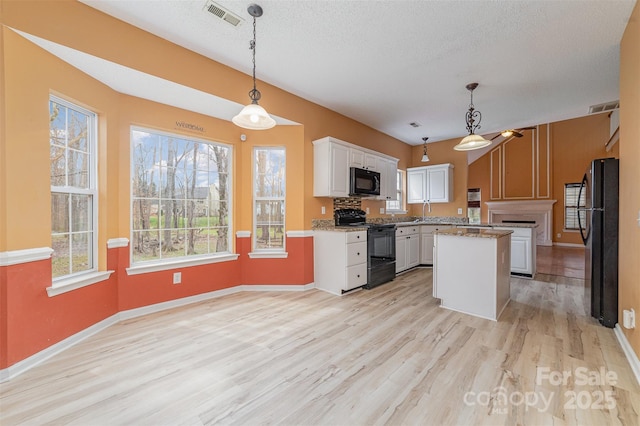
xmin=421 ymin=137 xmax=430 ymax=162
xmin=232 ymin=4 xmax=276 ymax=130
xmin=454 ymin=82 xmax=491 ymax=151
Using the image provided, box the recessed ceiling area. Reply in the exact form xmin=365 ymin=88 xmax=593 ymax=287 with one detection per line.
xmin=79 ymin=0 xmax=636 ymax=145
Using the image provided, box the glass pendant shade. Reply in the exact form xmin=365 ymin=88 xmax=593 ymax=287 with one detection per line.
xmin=232 ymin=102 xmax=276 ymax=130
xmin=421 ymin=153 xmax=430 ymax=162
xmin=454 ymin=133 xmax=492 ymax=151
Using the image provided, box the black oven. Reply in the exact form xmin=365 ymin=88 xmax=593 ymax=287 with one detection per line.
xmin=350 ymin=167 xmax=380 ymax=196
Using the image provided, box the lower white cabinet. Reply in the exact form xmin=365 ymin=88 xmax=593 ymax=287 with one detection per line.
xmin=314 ymin=230 xmax=367 ymax=295
xmin=493 ymin=227 xmax=537 ymax=277
xmin=396 ymin=226 xmax=420 ymax=273
xmin=420 ymin=225 xmax=450 ymax=265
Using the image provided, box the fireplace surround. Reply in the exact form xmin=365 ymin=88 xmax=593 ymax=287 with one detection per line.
xmin=486 ymin=200 xmax=557 ymax=246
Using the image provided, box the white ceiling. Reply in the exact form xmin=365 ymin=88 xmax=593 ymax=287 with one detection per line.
xmin=78 ymin=0 xmax=635 ymax=146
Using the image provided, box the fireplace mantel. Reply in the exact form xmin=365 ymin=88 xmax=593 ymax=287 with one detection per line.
xmin=486 ymin=200 xmax=557 ymax=246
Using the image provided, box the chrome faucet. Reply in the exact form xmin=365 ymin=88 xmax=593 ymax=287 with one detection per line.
xmin=422 ymin=199 xmax=431 ymax=221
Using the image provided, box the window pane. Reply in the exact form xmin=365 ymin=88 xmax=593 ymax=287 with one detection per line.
xmin=131 ymin=128 xmax=231 ymax=264
xmin=50 ymin=97 xmax=96 ymax=279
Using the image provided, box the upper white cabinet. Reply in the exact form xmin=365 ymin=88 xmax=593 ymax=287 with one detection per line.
xmin=313 ymin=138 xmax=350 ymax=197
xmin=377 ymin=157 xmax=398 ymax=201
xmin=313 ymin=136 xmax=398 ymax=198
xmin=406 ymin=163 xmax=454 ymax=204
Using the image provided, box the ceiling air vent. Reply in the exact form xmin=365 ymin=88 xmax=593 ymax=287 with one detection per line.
xmin=589 ymin=100 xmax=619 ymax=114
xmin=203 ymin=0 xmax=244 ymax=27
xmin=409 ymin=122 xmax=422 ymax=128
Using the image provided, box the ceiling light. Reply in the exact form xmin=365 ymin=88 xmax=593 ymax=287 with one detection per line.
xmin=501 ymin=130 xmax=514 ymax=138
xmin=454 ymin=82 xmax=491 ymax=151
xmin=232 ymin=4 xmax=276 ymax=130
xmin=421 ymin=137 xmax=430 ymax=162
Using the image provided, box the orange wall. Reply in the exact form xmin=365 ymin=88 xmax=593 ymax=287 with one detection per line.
xmin=468 ymin=115 xmax=615 ymax=244
xmin=619 ymin=1 xmax=640 ymax=361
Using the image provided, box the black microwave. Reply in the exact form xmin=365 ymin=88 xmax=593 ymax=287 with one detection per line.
xmin=350 ymin=167 xmax=381 ymax=196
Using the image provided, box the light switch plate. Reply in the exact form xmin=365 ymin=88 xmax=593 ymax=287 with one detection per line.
xmin=457 ymin=208 xmax=463 ymax=214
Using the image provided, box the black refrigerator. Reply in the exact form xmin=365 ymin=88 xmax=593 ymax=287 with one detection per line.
xmin=578 ymin=158 xmax=619 ymax=328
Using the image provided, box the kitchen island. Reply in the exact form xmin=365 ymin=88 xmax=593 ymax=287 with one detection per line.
xmin=433 ymin=227 xmax=512 ymax=321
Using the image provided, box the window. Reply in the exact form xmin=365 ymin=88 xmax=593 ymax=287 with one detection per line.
xmin=131 ymin=128 xmax=231 ymax=264
xmin=50 ymin=96 xmax=97 ymax=279
xmin=253 ymin=147 xmax=285 ymax=251
xmin=386 ymin=169 xmax=405 ymax=213
xmin=564 ymin=183 xmax=586 ymax=230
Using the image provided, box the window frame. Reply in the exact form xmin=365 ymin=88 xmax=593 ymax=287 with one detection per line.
xmin=564 ymin=182 xmax=586 ymax=231
xmin=128 ymin=126 xmax=234 ymax=269
xmin=386 ymin=169 xmax=407 ymax=214
xmin=252 ymin=146 xmax=286 ymax=254
xmin=49 ymin=95 xmax=99 ymax=284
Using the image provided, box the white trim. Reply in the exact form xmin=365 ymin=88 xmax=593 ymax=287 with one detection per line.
xmin=107 ymin=238 xmax=129 ymax=249
xmin=47 ymin=271 xmax=114 ymax=297
xmin=614 ymin=324 xmax=640 ymax=386
xmin=1 ymin=281 xmax=315 ymax=382
xmin=118 ymin=286 xmax=242 ymax=321
xmin=0 ymin=247 xmax=54 ymax=266
xmin=286 ymin=230 xmax=314 ymax=238
xmin=126 ymin=253 xmax=239 ymax=275
xmin=0 ymin=313 xmax=120 ymax=383
xmin=236 ymin=231 xmax=251 ymax=238
xmin=248 ymin=251 xmax=288 ymax=259
xmin=242 ymin=283 xmax=315 ymax=292
xmin=553 ymin=242 xmax=584 ymax=248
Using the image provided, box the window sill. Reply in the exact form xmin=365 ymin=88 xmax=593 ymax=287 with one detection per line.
xmin=126 ymin=253 xmax=240 ymax=275
xmin=386 ymin=210 xmax=408 ymax=215
xmin=248 ymin=251 xmax=288 ymax=259
xmin=47 ymin=270 xmax=114 ymax=297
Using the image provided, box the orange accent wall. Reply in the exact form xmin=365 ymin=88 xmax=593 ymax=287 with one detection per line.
xmin=619 ymin=1 xmax=640 ymax=363
xmin=468 ymin=115 xmax=615 ymax=245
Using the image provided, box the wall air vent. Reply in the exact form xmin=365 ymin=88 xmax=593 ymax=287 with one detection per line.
xmin=589 ymin=100 xmax=619 ymax=114
xmin=203 ymin=0 xmax=244 ymax=27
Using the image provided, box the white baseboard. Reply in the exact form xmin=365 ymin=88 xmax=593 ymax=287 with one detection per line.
xmin=552 ymin=242 xmax=584 ymax=248
xmin=614 ymin=324 xmax=640 ymax=386
xmin=1 ymin=282 xmax=315 ymax=383
xmin=0 ymin=314 xmax=120 ymax=383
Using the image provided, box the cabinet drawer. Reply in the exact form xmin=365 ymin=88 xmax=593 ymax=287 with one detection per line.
xmin=420 ymin=225 xmax=445 ymax=234
xmin=346 ymin=231 xmax=367 ymax=244
xmin=346 ymin=242 xmax=367 ymax=266
xmin=396 ymin=226 xmax=419 ymax=237
xmin=346 ymin=264 xmax=368 ymax=289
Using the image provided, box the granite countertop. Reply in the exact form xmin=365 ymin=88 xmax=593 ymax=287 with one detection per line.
xmin=435 ymin=227 xmax=513 ymax=239
xmin=461 ymin=223 xmax=538 ymax=229
xmin=311 ymin=216 xmax=468 ymax=232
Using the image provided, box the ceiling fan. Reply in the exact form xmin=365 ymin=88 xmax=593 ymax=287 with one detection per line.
xmin=491 ymin=126 xmax=537 ymax=141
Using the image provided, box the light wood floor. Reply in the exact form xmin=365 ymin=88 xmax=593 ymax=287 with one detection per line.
xmin=2 ymin=268 xmax=638 ymax=425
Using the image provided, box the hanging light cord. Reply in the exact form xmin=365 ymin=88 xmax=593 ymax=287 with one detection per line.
xmin=465 ymin=86 xmax=482 ymax=135
xmin=249 ymin=15 xmax=261 ymax=104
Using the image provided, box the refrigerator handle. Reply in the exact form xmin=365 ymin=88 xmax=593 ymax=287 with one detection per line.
xmin=577 ymin=173 xmax=589 ymax=244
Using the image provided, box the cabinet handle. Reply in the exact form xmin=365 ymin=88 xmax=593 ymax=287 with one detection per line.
xmin=357 ymin=274 xmax=360 ymax=278
xmin=357 ymin=252 xmax=360 ymax=256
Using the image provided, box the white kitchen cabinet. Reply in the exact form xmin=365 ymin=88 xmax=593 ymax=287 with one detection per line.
xmin=493 ymin=226 xmax=537 ymax=278
xmin=407 ymin=163 xmax=454 ymax=204
xmin=350 ymin=149 xmax=378 ymax=170
xmin=314 ymin=230 xmax=368 ymax=295
xmin=420 ymin=225 xmax=451 ymax=265
xmin=313 ymin=138 xmax=350 ymax=197
xmin=377 ymin=157 xmax=398 ymax=201
xmin=313 ymin=136 xmax=399 ymax=199
xmin=396 ymin=226 xmax=420 ymax=273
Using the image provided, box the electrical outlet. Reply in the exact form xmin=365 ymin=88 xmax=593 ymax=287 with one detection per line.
xmin=457 ymin=208 xmax=463 ymax=214
xmin=173 ymin=272 xmax=181 ymax=284
xmin=380 ymin=207 xmax=385 ymax=214
xmin=557 ymin=233 xmax=561 ymax=238
xmin=366 ymin=207 xmax=370 ymax=214
xmin=321 ymin=206 xmax=326 ymax=215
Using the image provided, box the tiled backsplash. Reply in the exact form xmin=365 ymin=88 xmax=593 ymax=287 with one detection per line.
xmin=333 ymin=197 xmax=362 ymax=211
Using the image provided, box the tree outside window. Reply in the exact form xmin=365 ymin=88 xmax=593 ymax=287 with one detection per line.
xmin=131 ymin=128 xmax=231 ymax=264
xmin=254 ymin=147 xmax=285 ymax=250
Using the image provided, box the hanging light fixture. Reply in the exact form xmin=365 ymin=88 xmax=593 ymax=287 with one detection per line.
xmin=453 ymin=82 xmax=491 ymax=151
xmin=421 ymin=137 xmax=430 ymax=162
xmin=232 ymin=4 xmax=276 ymax=130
